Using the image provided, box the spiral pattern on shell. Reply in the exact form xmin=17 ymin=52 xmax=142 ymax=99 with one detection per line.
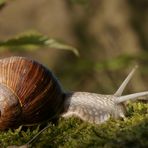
xmin=0 ymin=57 xmax=64 ymax=130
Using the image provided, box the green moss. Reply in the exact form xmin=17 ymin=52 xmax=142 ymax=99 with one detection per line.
xmin=0 ymin=102 xmax=148 ymax=148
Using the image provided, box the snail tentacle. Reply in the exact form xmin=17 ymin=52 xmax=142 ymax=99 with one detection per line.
xmin=114 ymin=65 xmax=138 ymax=97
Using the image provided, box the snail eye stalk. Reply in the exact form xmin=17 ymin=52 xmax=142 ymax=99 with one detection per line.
xmin=114 ymin=65 xmax=138 ymax=97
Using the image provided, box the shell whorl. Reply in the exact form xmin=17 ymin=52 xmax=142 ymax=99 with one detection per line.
xmin=0 ymin=84 xmax=22 ymax=130
xmin=0 ymin=57 xmax=64 ymax=129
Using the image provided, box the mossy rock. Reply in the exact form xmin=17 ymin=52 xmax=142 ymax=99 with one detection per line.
xmin=0 ymin=102 xmax=148 ymax=148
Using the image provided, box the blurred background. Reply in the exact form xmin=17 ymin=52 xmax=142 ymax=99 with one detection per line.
xmin=0 ymin=0 xmax=147 ymax=94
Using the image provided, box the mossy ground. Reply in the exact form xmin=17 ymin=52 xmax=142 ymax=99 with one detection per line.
xmin=0 ymin=102 xmax=148 ymax=148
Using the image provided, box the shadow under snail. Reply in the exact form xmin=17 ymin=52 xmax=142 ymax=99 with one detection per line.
xmin=0 ymin=56 xmax=148 ymax=131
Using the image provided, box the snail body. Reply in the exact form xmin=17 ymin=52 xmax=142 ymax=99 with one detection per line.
xmin=0 ymin=56 xmax=148 ymax=130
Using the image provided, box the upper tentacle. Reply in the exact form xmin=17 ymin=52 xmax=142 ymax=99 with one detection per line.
xmin=114 ymin=65 xmax=138 ymax=97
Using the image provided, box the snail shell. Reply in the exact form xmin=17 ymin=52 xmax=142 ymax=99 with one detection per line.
xmin=0 ymin=57 xmax=64 ymax=130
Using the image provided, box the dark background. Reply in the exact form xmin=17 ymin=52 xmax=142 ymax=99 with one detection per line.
xmin=0 ymin=0 xmax=148 ymax=94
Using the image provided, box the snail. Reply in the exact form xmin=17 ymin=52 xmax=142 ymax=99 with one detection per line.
xmin=0 ymin=56 xmax=148 ymax=131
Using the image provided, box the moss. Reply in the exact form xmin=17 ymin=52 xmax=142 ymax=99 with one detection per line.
xmin=0 ymin=102 xmax=148 ymax=148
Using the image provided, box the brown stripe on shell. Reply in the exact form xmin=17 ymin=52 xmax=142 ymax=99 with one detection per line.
xmin=0 ymin=57 xmax=65 ymax=125
xmin=13 ymin=58 xmax=25 ymax=95
xmin=17 ymin=60 xmax=36 ymax=102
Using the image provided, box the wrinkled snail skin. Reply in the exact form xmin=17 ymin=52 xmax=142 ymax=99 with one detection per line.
xmin=62 ymin=92 xmax=126 ymax=124
xmin=0 ymin=56 xmax=148 ymax=131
